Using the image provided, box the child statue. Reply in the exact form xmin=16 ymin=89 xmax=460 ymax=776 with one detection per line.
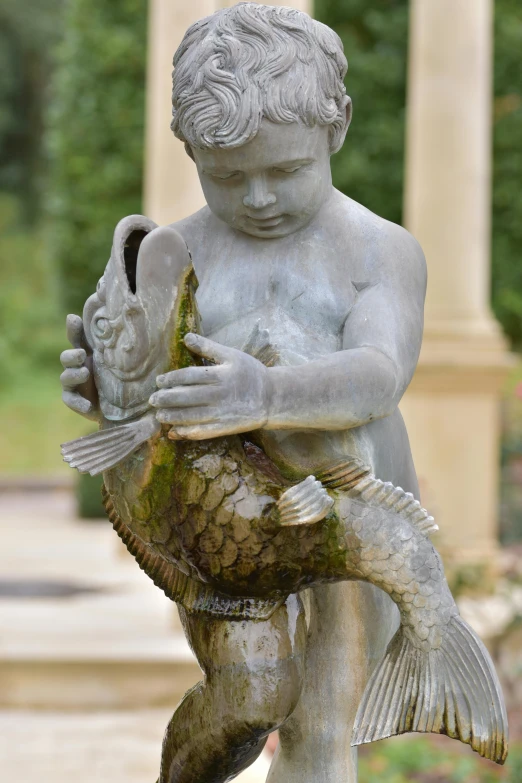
xmin=59 ymin=4 xmax=507 ymax=782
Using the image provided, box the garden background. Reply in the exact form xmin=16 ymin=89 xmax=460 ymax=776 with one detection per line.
xmin=1 ymin=1 xmax=521 ymax=780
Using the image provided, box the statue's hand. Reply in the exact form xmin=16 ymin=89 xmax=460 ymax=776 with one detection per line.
xmin=60 ymin=315 xmax=100 ymax=421
xmin=149 ymin=333 xmax=269 ymax=440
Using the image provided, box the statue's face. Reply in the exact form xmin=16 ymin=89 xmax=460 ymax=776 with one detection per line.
xmin=192 ymin=120 xmax=333 ymax=238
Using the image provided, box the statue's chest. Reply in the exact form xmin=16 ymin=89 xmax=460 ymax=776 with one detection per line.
xmin=195 ymin=248 xmax=355 ymax=349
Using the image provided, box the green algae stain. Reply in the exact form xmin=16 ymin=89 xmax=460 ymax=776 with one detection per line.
xmin=169 ymin=265 xmax=203 ymax=371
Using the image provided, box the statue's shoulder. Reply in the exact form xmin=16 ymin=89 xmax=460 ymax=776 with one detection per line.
xmin=330 ymin=190 xmax=426 ymax=287
xmin=168 ymin=206 xmax=215 ymax=254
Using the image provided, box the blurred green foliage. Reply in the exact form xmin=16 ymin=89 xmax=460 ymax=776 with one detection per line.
xmin=0 ymin=195 xmax=63 ymax=389
xmin=77 ymin=472 xmax=105 ymax=518
xmin=359 ymin=737 xmax=522 ymax=782
xmin=46 ymin=0 xmax=147 ymax=316
xmin=316 ymin=0 xmax=409 ymax=227
xmin=0 ymin=0 xmax=63 ymax=222
xmin=492 ymin=3 xmax=522 ymax=348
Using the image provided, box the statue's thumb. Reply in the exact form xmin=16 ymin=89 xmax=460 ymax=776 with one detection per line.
xmin=183 ymin=333 xmax=230 ymax=365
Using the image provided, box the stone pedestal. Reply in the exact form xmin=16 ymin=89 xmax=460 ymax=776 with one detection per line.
xmin=401 ymin=0 xmax=512 ymax=573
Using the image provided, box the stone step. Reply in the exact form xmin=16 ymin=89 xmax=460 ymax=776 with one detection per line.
xmin=0 ymin=490 xmax=200 ymax=708
xmin=0 ymin=708 xmax=271 ymax=783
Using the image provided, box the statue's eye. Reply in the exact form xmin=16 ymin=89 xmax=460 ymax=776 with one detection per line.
xmin=94 ymin=317 xmax=112 ymax=339
xmin=211 ymin=171 xmax=241 ymax=181
xmin=274 ymin=166 xmax=302 ymax=175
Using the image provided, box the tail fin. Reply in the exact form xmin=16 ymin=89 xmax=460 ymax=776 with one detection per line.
xmin=61 ymin=413 xmax=160 ymax=476
xmin=351 ymin=616 xmax=508 ymax=765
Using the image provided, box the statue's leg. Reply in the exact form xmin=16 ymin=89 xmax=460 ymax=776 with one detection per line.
xmin=267 ymin=582 xmax=399 ymax=783
xmin=159 ymin=594 xmax=306 ymax=783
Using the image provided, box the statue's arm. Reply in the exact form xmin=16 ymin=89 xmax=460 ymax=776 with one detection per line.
xmin=264 ymin=229 xmax=426 ymax=431
xmin=149 ymin=225 xmax=425 ymax=441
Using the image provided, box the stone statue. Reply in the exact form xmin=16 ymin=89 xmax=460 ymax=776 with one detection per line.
xmin=59 ymin=4 xmax=508 ymax=781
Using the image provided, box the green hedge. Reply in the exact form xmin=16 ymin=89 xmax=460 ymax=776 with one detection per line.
xmin=0 ymin=0 xmax=64 ymax=222
xmin=316 ymin=0 xmax=409 ymax=228
xmin=492 ymin=1 xmax=522 ymax=348
xmin=46 ymin=0 xmax=147 ymax=317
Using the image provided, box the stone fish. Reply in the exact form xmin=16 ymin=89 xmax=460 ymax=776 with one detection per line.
xmin=62 ymin=216 xmax=508 ymax=764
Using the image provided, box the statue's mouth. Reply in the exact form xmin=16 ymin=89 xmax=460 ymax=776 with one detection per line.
xmin=247 ymin=215 xmax=284 ymax=229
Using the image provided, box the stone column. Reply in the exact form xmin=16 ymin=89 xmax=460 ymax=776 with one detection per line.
xmin=143 ymin=0 xmax=214 ymax=225
xmin=143 ymin=0 xmax=312 ymax=225
xmin=401 ymin=0 xmax=511 ymax=572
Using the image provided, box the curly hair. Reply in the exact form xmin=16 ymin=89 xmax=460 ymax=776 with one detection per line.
xmin=171 ymin=2 xmax=350 ymax=154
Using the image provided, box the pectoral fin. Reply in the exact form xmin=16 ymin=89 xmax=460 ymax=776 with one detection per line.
xmin=61 ymin=413 xmax=161 ymax=476
xmin=277 ymin=476 xmax=334 ymax=526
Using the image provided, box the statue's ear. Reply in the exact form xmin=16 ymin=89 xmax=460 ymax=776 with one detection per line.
xmin=184 ymin=142 xmax=195 ymax=161
xmin=330 ymin=96 xmax=352 ymax=155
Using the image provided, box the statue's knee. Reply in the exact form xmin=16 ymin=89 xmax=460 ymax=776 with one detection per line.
xmin=230 ymin=659 xmax=303 ymax=734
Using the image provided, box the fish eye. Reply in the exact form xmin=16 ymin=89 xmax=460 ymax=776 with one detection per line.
xmin=94 ymin=317 xmax=112 ymax=339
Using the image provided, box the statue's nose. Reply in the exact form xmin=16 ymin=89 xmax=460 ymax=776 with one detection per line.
xmin=243 ymin=176 xmax=277 ymax=209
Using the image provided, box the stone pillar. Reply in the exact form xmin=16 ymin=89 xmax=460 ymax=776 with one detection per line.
xmin=401 ymin=0 xmax=511 ymax=572
xmin=143 ymin=0 xmax=214 ymax=225
xmin=143 ymin=0 xmax=312 ymax=225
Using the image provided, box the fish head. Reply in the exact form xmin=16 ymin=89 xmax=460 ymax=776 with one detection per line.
xmin=83 ymin=215 xmax=193 ymax=420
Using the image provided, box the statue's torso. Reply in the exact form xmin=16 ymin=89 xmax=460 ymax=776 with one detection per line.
xmin=172 ymin=191 xmax=419 ymax=494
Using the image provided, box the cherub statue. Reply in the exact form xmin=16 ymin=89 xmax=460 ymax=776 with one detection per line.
xmin=60 ymin=4 xmax=507 ymax=782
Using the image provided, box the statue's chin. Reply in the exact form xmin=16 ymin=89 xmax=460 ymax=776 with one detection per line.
xmin=233 ymin=213 xmax=315 ymax=239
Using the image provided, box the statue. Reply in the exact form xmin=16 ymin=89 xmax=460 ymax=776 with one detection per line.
xmin=59 ymin=4 xmax=508 ymax=781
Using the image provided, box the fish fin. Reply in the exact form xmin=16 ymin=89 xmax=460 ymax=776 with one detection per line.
xmin=277 ymin=475 xmax=334 ymax=526
xmin=241 ymin=322 xmax=282 ymax=367
xmin=319 ymin=458 xmax=437 ymax=537
xmin=351 ymin=616 xmax=508 ymax=765
xmin=317 ymin=458 xmax=372 ymax=491
xmin=61 ymin=414 xmax=161 ymax=476
xmin=352 ymin=475 xmax=438 ymax=536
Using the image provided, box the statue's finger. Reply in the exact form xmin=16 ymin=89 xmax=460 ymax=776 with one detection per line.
xmin=62 ymin=390 xmax=93 ymax=416
xmin=149 ymin=386 xmax=220 ymax=408
xmin=155 ymin=406 xmax=220 ymax=426
xmin=66 ymin=314 xmax=90 ymax=351
xmin=183 ymin=333 xmax=234 ymax=365
xmin=60 ymin=348 xmax=86 ymax=369
xmin=156 ymin=365 xmax=219 ymax=388
xmin=60 ymin=367 xmax=90 ymax=390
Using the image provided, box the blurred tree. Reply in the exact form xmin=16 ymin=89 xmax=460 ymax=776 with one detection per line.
xmin=316 ymin=0 xmax=522 ymax=349
xmin=492 ymin=1 xmax=522 ymax=349
xmin=0 ymin=0 xmax=63 ymax=222
xmin=46 ymin=0 xmax=147 ymax=316
xmin=315 ymin=0 xmax=409 ymax=227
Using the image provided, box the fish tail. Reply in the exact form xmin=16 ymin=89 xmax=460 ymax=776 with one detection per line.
xmin=351 ymin=616 xmax=508 ymax=765
xmin=61 ymin=413 xmax=161 ymax=475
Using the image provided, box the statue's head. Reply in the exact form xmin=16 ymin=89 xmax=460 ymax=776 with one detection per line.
xmin=171 ymin=2 xmax=351 ymax=238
